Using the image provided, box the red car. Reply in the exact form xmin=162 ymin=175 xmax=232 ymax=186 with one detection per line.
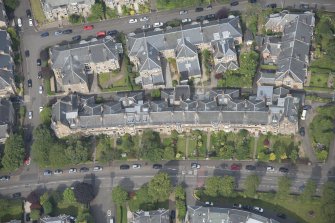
xmin=83 ymin=25 xmax=94 ymax=30
xmin=230 ymin=163 xmax=241 ymax=171
xmin=96 ymin=31 xmax=106 ymax=38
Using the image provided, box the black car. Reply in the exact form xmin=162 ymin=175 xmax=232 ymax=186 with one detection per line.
xmin=303 ymin=105 xmax=312 ymax=110
xmin=196 ymin=16 xmax=205 ymax=22
xmin=120 ymin=164 xmax=130 ymax=170
xmin=0 ymin=175 xmax=10 ymax=181
xmin=170 ymin=210 xmax=176 ymax=219
xmin=277 ymin=213 xmax=286 ymax=219
xmin=62 ymin=29 xmax=73 ymax=34
xmin=279 ymin=167 xmax=289 ymax=173
xmin=153 ymin=164 xmax=162 ymax=169
xmin=206 ymin=5 xmax=212 ymax=10
xmin=266 ymin=3 xmax=277 ymax=8
xmin=37 ymin=59 xmax=41 ymax=66
xmin=107 ymin=30 xmax=118 ymax=36
xmin=38 ymin=71 xmax=42 ymax=79
xmin=25 ymin=50 xmax=30 ymax=57
xmin=80 ymin=167 xmax=89 ymax=172
xmin=40 ymin=32 xmax=49 ymax=37
xmin=249 ymin=0 xmax=257 ymax=3
xmin=10 ymin=96 xmax=23 ymax=103
xmin=28 ymin=79 xmax=32 ymax=87
xmin=72 ymin=35 xmax=81 ymax=41
xmin=299 ymin=127 xmax=305 ymax=136
xmin=242 ymin=205 xmax=252 ymax=210
xmin=26 ymin=9 xmax=31 ymax=18
xmin=246 ymin=165 xmax=256 ymax=170
xmin=230 ymin=1 xmax=239 ymax=6
xmin=205 ymin=14 xmax=216 ymax=20
xmin=195 ymin=7 xmax=204 ymax=12
xmin=12 ymin=192 xmax=21 ymax=198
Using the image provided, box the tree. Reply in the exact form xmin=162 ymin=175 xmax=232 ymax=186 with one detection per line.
xmin=40 ymin=106 xmax=52 ymax=125
xmin=204 ymin=176 xmax=222 ymax=197
xmin=238 ymin=51 xmax=259 ymax=78
xmin=204 ymin=176 xmax=235 ymax=197
xmin=141 ymin=130 xmax=163 ymax=161
xmin=40 ymin=192 xmax=49 ymax=205
xmin=148 ymin=173 xmax=172 ymax=201
xmin=1 ymin=134 xmax=25 ymax=171
xmin=220 ymin=176 xmax=236 ymax=197
xmin=65 ymin=140 xmax=89 ymax=164
xmin=112 ymin=186 xmax=128 ymax=205
xmin=74 ymin=183 xmax=95 ymax=204
xmin=277 ymin=176 xmax=292 ymax=199
xmin=77 ymin=209 xmax=94 ymax=223
xmin=63 ymin=188 xmax=76 ymax=203
xmin=121 ymin=134 xmax=134 ymax=151
xmin=289 ymin=149 xmax=299 ymax=163
xmin=175 ymin=185 xmax=186 ymax=220
xmin=3 ymin=0 xmax=19 ymax=11
xmin=69 ymin=14 xmax=82 ymax=24
xmin=30 ymin=209 xmax=41 ymax=221
xmin=300 ymin=180 xmax=316 ymax=202
xmin=32 ymin=125 xmax=54 ymax=167
xmin=163 ymin=146 xmax=175 ymax=160
xmin=43 ymin=200 xmax=53 ymax=215
xmin=244 ymin=174 xmax=260 ymax=197
xmin=91 ymin=3 xmax=104 ymax=19
xmin=96 ymin=135 xmax=115 ymax=163
xmin=321 ymin=181 xmax=335 ymax=222
xmin=175 ymin=185 xmax=186 ymax=201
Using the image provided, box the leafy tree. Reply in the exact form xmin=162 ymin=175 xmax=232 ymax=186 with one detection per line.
xmin=269 ymin=152 xmax=276 ymax=161
xmin=148 ymin=173 xmax=172 ymax=201
xmin=321 ymin=181 xmax=335 ymax=222
xmin=63 ymin=188 xmax=76 ymax=203
xmin=112 ymin=186 xmax=128 ymax=205
xmin=175 ymin=185 xmax=186 ymax=201
xmin=32 ymin=125 xmax=54 ymax=167
xmin=205 ymin=176 xmax=235 ymax=197
xmin=40 ymin=192 xmax=49 ymax=205
xmin=151 ymin=89 xmax=161 ymax=98
xmin=141 ymin=130 xmax=163 ymax=161
xmin=40 ymin=107 xmax=52 ymax=125
xmin=121 ymin=134 xmax=134 ymax=151
xmin=289 ymin=149 xmax=299 ymax=163
xmin=96 ymin=135 xmax=115 ymax=163
xmin=3 ymin=0 xmax=19 ymax=10
xmin=43 ymin=200 xmax=53 ymax=215
xmin=316 ymin=150 xmax=328 ymax=161
xmin=106 ymin=7 xmax=118 ymax=19
xmin=91 ymin=3 xmax=104 ymax=19
xmin=74 ymin=183 xmax=95 ymax=204
xmin=77 ymin=209 xmax=94 ymax=223
xmin=238 ymin=51 xmax=259 ymax=78
xmin=49 ymin=143 xmax=69 ymax=167
xmin=163 ymin=146 xmax=175 ymax=160
xmin=65 ymin=140 xmax=89 ymax=164
xmin=220 ymin=176 xmax=236 ymax=197
xmin=244 ymin=174 xmax=260 ymax=197
xmin=2 ymin=134 xmax=25 ymax=171
xmin=277 ymin=176 xmax=292 ymax=199
xmin=6 ymin=27 xmax=19 ymax=51
xmin=69 ymin=14 xmax=83 ymax=24
xmin=204 ymin=176 xmax=221 ymax=197
xmin=300 ymin=180 xmax=316 ymax=202
xmin=30 ymin=209 xmax=41 ymax=221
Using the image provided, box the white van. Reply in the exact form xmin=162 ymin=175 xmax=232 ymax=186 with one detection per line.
xmin=17 ymin=18 xmax=22 ymax=27
xmin=301 ymin=109 xmax=307 ymax=120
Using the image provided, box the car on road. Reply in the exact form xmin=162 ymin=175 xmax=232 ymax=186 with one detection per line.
xmin=54 ymin=30 xmax=63 ymax=36
xmin=39 ymin=107 xmax=43 ymax=113
xmin=28 ymin=19 xmax=33 ymax=26
xmin=17 ymin=18 xmax=22 ymax=27
xmin=72 ymin=35 xmax=81 ymax=41
xmin=28 ymin=111 xmax=33 ymax=119
xmin=69 ymin=168 xmax=77 ymax=173
xmin=93 ymin=166 xmax=103 ymax=171
xmin=196 ymin=16 xmax=205 ymax=22
xmin=84 ymin=25 xmax=94 ymax=30
xmin=277 ymin=213 xmax=286 ymax=219
xmin=230 ymin=163 xmax=241 ymax=171
xmin=253 ymin=206 xmax=263 ymax=213
xmin=12 ymin=192 xmax=21 ymax=198
xmin=132 ymin=164 xmax=141 ymax=169
xmin=233 ymin=203 xmax=242 ymax=208
xmin=303 ymin=105 xmax=312 ymax=110
xmin=179 ymin=10 xmax=188 ymax=15
xmin=26 ymin=9 xmax=32 ymax=18
xmin=182 ymin=18 xmax=192 ymax=23
xmin=191 ymin=163 xmax=201 ymax=169
xmin=230 ymin=0 xmax=239 ymax=6
xmin=40 ymin=32 xmax=49 ymax=37
xmin=120 ymin=164 xmax=130 ymax=170
xmin=43 ymin=170 xmax=52 ymax=176
xmin=39 ymin=85 xmax=43 ymax=94
xmin=266 ymin=166 xmax=275 ymax=172
xmin=206 ymin=5 xmax=212 ymax=10
xmin=107 ymin=30 xmax=118 ymax=36
xmin=0 ymin=175 xmax=10 ymax=181
xmin=37 ymin=59 xmax=41 ymax=66
xmin=28 ymin=79 xmax=32 ymax=87
xmin=96 ymin=31 xmax=106 ymax=38
xmin=170 ymin=210 xmax=176 ymax=219
xmin=129 ymin=18 xmax=138 ymax=24
xmin=246 ymin=165 xmax=256 ymax=170
xmin=25 ymin=50 xmax=30 ymax=57
xmin=266 ymin=3 xmax=277 ymax=8
xmin=153 ymin=164 xmax=162 ymax=169
xmin=62 ymin=29 xmax=73 ymax=34
xmin=300 ymin=4 xmax=309 ymax=9
xmin=38 ymin=71 xmax=42 ymax=79
xmin=142 ymin=24 xmax=151 ymax=30
xmin=279 ymin=167 xmax=289 ymax=173
xmin=205 ymin=14 xmax=216 ymax=20
xmin=195 ymin=7 xmax=204 ymax=12
xmin=54 ymin=169 xmax=63 ymax=175
xmin=205 ymin=201 xmax=213 ymax=206
xmin=140 ymin=16 xmax=149 ymax=22
xmin=299 ymin=127 xmax=305 ymax=136
xmin=153 ymin=22 xmax=164 ymax=28
xmin=80 ymin=167 xmax=89 ymax=173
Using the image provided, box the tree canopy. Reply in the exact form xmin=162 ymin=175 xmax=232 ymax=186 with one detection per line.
xmin=2 ymin=134 xmax=25 ymax=171
xmin=148 ymin=172 xmax=172 ymax=201
xmin=91 ymin=3 xmax=104 ymax=19
xmin=204 ymin=176 xmax=236 ymax=197
xmin=63 ymin=188 xmax=76 ymax=203
xmin=74 ymin=183 xmax=95 ymax=204
xmin=141 ymin=130 xmax=163 ymax=161
xmin=112 ymin=186 xmax=128 ymax=205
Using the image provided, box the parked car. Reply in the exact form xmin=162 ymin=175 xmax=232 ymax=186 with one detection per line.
xmin=196 ymin=16 xmax=205 ymax=22
xmin=253 ymin=206 xmax=264 ymax=213
xmin=182 ymin=18 xmax=192 ymax=23
xmin=96 ymin=31 xmax=106 ymax=38
xmin=39 ymin=85 xmax=43 ymax=94
xmin=28 ymin=18 xmax=33 ymax=26
xmin=54 ymin=169 xmax=63 ymax=175
xmin=279 ymin=167 xmax=289 ymax=173
xmin=179 ymin=10 xmax=188 ymax=15
xmin=72 ymin=35 xmax=81 ymax=41
xmin=191 ymin=163 xmax=201 ymax=169
xmin=37 ymin=72 xmax=42 ymax=79
xmin=230 ymin=0 xmax=239 ymax=6
xmin=40 ymin=32 xmax=49 ymax=37
xmin=153 ymin=164 xmax=162 ymax=169
xmin=83 ymin=25 xmax=94 ymax=30
xmin=230 ymin=163 xmax=241 ymax=171
xmin=206 ymin=5 xmax=213 ymax=10
xmin=132 ymin=164 xmax=141 ymax=169
xmin=205 ymin=14 xmax=216 ymax=20
xmin=43 ymin=170 xmax=52 ymax=176
xmin=120 ymin=164 xmax=130 ymax=170
xmin=12 ymin=192 xmax=21 ymax=198
xmin=129 ymin=18 xmax=138 ymax=24
xmin=242 ymin=205 xmax=252 ymax=210
xmin=25 ymin=50 xmax=30 ymax=57
xmin=54 ymin=30 xmax=63 ymax=36
xmin=36 ymin=59 xmax=41 ymax=66
xmin=205 ymin=201 xmax=213 ymax=206
xmin=303 ymin=105 xmax=312 ymax=110
xmin=142 ymin=24 xmax=151 ymax=30
xmin=300 ymin=3 xmax=309 ymax=9
xmin=233 ymin=203 xmax=242 ymax=208
xmin=26 ymin=9 xmax=31 ymax=18
xmin=140 ymin=16 xmax=149 ymax=22
xmin=28 ymin=79 xmax=32 ymax=87
xmin=107 ymin=30 xmax=118 ymax=36
xmin=246 ymin=165 xmax=256 ymax=170
xmin=39 ymin=107 xmax=43 ymax=113
xmin=62 ymin=29 xmax=73 ymax=34
xmin=266 ymin=3 xmax=277 ymax=8
xmin=68 ymin=168 xmax=77 ymax=173
xmin=249 ymin=0 xmax=257 ymax=3
xmin=277 ymin=213 xmax=286 ymax=219
xmin=28 ymin=111 xmax=33 ymax=119
xmin=195 ymin=7 xmax=204 ymax=12
xmin=266 ymin=166 xmax=275 ymax=172
xmin=80 ymin=167 xmax=89 ymax=173
xmin=153 ymin=22 xmax=164 ymax=28
xmin=0 ymin=175 xmax=10 ymax=181
xmin=299 ymin=127 xmax=305 ymax=136
xmin=93 ymin=166 xmax=103 ymax=171
xmin=17 ymin=18 xmax=22 ymax=27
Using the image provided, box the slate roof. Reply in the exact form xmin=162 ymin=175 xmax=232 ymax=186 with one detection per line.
xmin=0 ymin=69 xmax=13 ymax=90
xmin=265 ymin=12 xmax=315 ymax=31
xmin=0 ymin=30 xmax=11 ymax=54
xmin=215 ymin=61 xmax=238 ymax=73
xmin=0 ymin=0 xmax=7 ymax=25
xmin=42 ymin=0 xmax=95 ymax=11
xmin=212 ymin=38 xmax=236 ymax=59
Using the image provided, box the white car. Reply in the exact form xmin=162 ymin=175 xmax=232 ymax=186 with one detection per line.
xmin=54 ymin=30 xmax=63 ymax=36
xmin=68 ymin=168 xmax=77 ymax=173
xmin=266 ymin=166 xmax=275 ymax=172
xmin=39 ymin=85 xmax=43 ymax=94
xmin=28 ymin=18 xmax=33 ymax=26
xmin=191 ymin=163 xmax=201 ymax=169
xmin=129 ymin=18 xmax=138 ymax=24
xmin=179 ymin=10 xmax=188 ymax=15
xmin=54 ymin=169 xmax=63 ymax=175
xmin=140 ymin=16 xmax=149 ymax=22
xmin=39 ymin=107 xmax=43 ymax=113
xmin=93 ymin=166 xmax=103 ymax=171
xmin=142 ymin=24 xmax=151 ymax=30
xmin=253 ymin=207 xmax=264 ymax=213
xmin=28 ymin=111 xmax=33 ymax=119
xmin=17 ymin=18 xmax=22 ymax=27
xmin=132 ymin=164 xmax=141 ymax=169
xmin=182 ymin=18 xmax=192 ymax=23
xmin=153 ymin=22 xmax=164 ymax=28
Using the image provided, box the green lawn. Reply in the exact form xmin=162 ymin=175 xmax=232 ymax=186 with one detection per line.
xmin=30 ymin=0 xmax=47 ymax=24
xmin=177 ymin=135 xmax=187 ymax=157
xmin=0 ymin=199 xmax=23 ymax=222
xmin=260 ymin=64 xmax=277 ymax=70
xmin=309 ymin=73 xmax=329 ymax=88
xmin=98 ymin=72 xmax=112 ymax=88
xmin=218 ymin=75 xmax=253 ymax=88
xmin=44 ymin=77 xmax=55 ymax=95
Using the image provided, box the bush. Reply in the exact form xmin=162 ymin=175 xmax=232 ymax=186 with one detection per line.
xmin=69 ymin=14 xmax=83 ymax=24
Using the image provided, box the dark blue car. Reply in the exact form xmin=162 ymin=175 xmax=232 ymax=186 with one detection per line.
xmin=40 ymin=32 xmax=49 ymax=37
